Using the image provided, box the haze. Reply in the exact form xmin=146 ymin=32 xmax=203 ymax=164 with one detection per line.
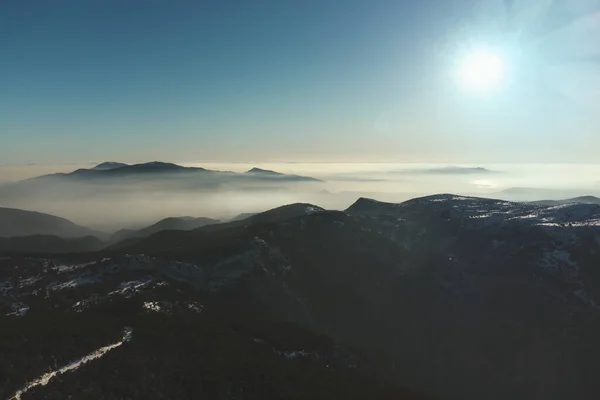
xmin=3 ymin=2 xmax=600 ymax=400
xmin=2 ymin=0 xmax=599 ymax=229
xmin=0 ymin=162 xmax=598 ymax=231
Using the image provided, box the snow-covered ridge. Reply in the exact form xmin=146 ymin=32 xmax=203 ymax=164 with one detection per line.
xmin=9 ymin=327 xmax=133 ymax=400
xmin=350 ymin=194 xmax=600 ymax=229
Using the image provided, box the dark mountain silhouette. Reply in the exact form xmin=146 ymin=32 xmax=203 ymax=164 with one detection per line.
xmin=110 ymin=216 xmax=220 ymax=242
xmin=3 ymin=194 xmax=600 ymax=399
xmin=497 ymin=187 xmax=599 ymax=201
xmin=197 ymin=203 xmax=325 ymax=233
xmin=0 ymin=163 xmax=322 ymax=205
xmin=419 ymin=166 xmax=494 ymax=174
xmin=241 ymin=203 xmax=325 ymax=224
xmin=0 ymin=280 xmax=424 ymax=400
xmin=92 ymin=162 xmax=129 ymax=170
xmin=68 ymin=161 xmax=206 ymax=179
xmin=100 ymin=194 xmax=600 ymax=400
xmin=0 ymin=207 xmax=100 ymax=238
xmin=345 ymin=197 xmax=400 ymax=216
xmin=228 ymin=212 xmax=257 ymax=222
xmin=533 ymin=195 xmax=600 ymax=206
xmin=0 ymin=234 xmax=104 ymax=254
xmin=226 ymin=203 xmax=323 ymax=225
xmin=64 ymin=162 xmax=319 ymax=180
xmin=107 ymin=203 xmax=326 ymax=251
xmin=0 ymin=164 xmax=323 ymax=225
xmin=246 ymin=167 xmax=322 ymax=182
xmin=246 ymin=167 xmax=283 ymax=175
xmin=140 ymin=216 xmax=220 ymax=233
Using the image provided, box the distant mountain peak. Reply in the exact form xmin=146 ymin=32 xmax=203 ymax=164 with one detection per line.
xmin=425 ymin=166 xmax=493 ymax=174
xmin=532 ymin=195 xmax=600 ymax=206
xmin=355 ymin=197 xmax=382 ymax=204
xmin=0 ymin=207 xmax=100 ymax=239
xmin=246 ymin=167 xmax=282 ymax=175
xmin=132 ymin=161 xmax=184 ymax=169
xmin=145 ymin=161 xmax=176 ymax=166
xmin=109 ymin=215 xmax=219 ymax=243
xmin=163 ymin=216 xmax=195 ymax=221
xmin=345 ymin=197 xmax=399 ymax=216
xmin=130 ymin=162 xmax=211 ymax=172
xmin=72 ymin=161 xmax=192 ymax=177
xmin=233 ymin=203 xmax=326 ymax=226
xmin=569 ymin=195 xmax=600 ymax=203
xmin=245 ymin=167 xmax=321 ymax=182
xmin=92 ymin=162 xmax=128 ymax=170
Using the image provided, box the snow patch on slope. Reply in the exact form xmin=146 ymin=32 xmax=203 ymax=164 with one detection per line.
xmin=9 ymin=327 xmax=133 ymax=400
xmin=6 ymin=302 xmax=29 ymax=317
xmin=49 ymin=276 xmax=100 ymax=290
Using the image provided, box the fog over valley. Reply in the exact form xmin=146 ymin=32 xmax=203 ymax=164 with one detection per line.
xmin=4 ymin=1 xmax=600 ymax=398
xmin=1 ymin=161 xmax=599 ymax=232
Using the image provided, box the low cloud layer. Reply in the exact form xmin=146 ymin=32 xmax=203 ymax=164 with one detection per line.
xmin=1 ymin=162 xmax=599 ymax=232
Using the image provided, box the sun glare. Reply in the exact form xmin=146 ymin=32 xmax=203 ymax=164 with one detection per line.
xmin=457 ymin=49 xmax=505 ymax=93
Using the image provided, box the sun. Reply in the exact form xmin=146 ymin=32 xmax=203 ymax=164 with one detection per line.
xmin=457 ymin=49 xmax=505 ymax=93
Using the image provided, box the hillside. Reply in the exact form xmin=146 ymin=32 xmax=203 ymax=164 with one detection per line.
xmin=0 ymin=234 xmax=104 ymax=254
xmin=92 ymin=162 xmax=129 ymax=170
xmin=3 ymin=194 xmax=600 ymax=399
xmin=110 ymin=216 xmax=220 ymax=242
xmin=533 ymin=195 xmax=600 ymax=206
xmin=0 ymin=207 xmax=99 ymax=238
xmin=245 ymin=167 xmax=320 ymax=181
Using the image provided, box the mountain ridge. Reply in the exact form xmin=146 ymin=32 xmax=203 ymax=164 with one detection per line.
xmin=244 ymin=166 xmax=322 ymax=181
xmin=92 ymin=162 xmax=129 ymax=170
xmin=0 ymin=162 xmax=321 ymax=185
xmin=65 ymin=194 xmax=600 ymax=399
xmin=110 ymin=216 xmax=220 ymax=243
xmin=0 ymin=207 xmax=101 ymax=239
xmin=3 ymin=194 xmax=600 ymax=399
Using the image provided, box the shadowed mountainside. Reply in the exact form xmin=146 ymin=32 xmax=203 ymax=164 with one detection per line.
xmin=110 ymin=216 xmax=220 ymax=242
xmin=0 ymin=207 xmax=100 ymax=239
xmin=0 ymin=235 xmax=104 ymax=254
xmin=3 ymin=194 xmax=600 ymax=399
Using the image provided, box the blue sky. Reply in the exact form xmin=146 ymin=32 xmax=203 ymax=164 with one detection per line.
xmin=2 ymin=0 xmax=599 ymax=165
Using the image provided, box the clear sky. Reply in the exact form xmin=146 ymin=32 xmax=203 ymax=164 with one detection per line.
xmin=2 ymin=0 xmax=599 ymax=165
